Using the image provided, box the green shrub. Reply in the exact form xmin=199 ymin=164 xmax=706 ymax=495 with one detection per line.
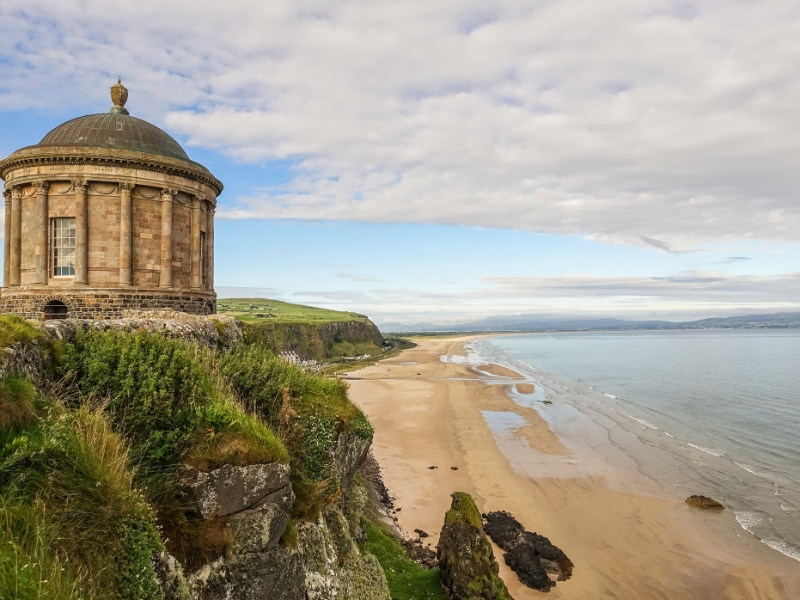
xmin=59 ymin=330 xmax=287 ymax=468
xmin=117 ymin=504 xmax=164 ymax=600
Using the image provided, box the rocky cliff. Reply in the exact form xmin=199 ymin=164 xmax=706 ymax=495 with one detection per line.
xmin=242 ymin=320 xmax=385 ymax=361
xmin=160 ymin=432 xmax=389 ymax=600
xmin=0 ymin=314 xmax=392 ymax=600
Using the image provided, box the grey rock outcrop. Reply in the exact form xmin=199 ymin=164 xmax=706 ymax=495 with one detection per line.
xmin=331 ymin=430 xmax=371 ymax=491
xmin=0 ymin=339 xmax=51 ymax=388
xmin=483 ymin=511 xmax=573 ymax=593
xmin=186 ymin=482 xmax=390 ymax=600
xmin=178 ymin=463 xmax=291 ymax=519
xmin=44 ymin=312 xmax=242 ymax=348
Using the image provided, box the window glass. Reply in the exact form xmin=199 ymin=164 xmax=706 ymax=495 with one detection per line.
xmin=52 ymin=217 xmax=76 ymax=277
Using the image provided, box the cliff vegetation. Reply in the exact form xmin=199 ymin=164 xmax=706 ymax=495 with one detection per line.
xmin=0 ymin=313 xmax=405 ymax=600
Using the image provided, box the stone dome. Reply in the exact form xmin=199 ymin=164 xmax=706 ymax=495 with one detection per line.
xmin=36 ymin=113 xmax=190 ymax=161
xmin=31 ymin=80 xmax=190 ymax=162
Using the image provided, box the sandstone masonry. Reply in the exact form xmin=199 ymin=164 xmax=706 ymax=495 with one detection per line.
xmin=0 ymin=80 xmax=221 ymax=319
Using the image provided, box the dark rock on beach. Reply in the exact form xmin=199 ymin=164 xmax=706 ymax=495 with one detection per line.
xmin=437 ymin=492 xmax=513 ymax=600
xmin=402 ymin=537 xmax=439 ymax=570
xmin=685 ymin=495 xmax=724 ymax=510
xmin=483 ymin=511 xmax=573 ymax=593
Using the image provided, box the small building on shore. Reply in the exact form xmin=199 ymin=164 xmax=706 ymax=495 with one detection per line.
xmin=0 ymin=81 xmax=222 ymax=319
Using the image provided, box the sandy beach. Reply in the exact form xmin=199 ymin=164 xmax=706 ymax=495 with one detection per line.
xmin=347 ymin=336 xmax=800 ymax=600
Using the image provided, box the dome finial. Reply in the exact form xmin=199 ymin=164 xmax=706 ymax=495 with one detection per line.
xmin=110 ymin=78 xmax=129 ymax=115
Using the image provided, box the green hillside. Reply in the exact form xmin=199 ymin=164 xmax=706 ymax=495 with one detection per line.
xmin=217 ymin=298 xmax=370 ymax=325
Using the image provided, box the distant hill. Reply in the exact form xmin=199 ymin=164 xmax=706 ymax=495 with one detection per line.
xmin=379 ymin=312 xmax=800 ymax=333
xmin=217 ymin=297 xmax=370 ymax=325
xmin=217 ymin=297 xmax=385 ymax=361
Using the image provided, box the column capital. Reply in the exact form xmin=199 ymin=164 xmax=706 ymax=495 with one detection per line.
xmin=161 ymin=188 xmax=177 ymax=200
xmin=33 ymin=181 xmax=50 ymax=193
xmin=3 ymin=189 xmax=10 ymax=204
xmin=72 ymin=180 xmax=88 ymax=193
xmin=190 ymin=194 xmax=201 ymax=209
xmin=11 ymin=186 xmax=23 ymax=199
xmin=120 ymin=182 xmax=135 ymax=192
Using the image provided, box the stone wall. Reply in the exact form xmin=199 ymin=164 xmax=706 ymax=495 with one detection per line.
xmin=0 ymin=289 xmax=216 ymax=319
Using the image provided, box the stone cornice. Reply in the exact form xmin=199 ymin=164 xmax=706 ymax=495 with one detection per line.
xmin=0 ymin=145 xmax=223 ymax=196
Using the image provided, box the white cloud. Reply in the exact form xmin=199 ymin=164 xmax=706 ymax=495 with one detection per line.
xmin=2 ymin=1 xmax=800 ymax=248
xmin=286 ymin=270 xmax=800 ymax=322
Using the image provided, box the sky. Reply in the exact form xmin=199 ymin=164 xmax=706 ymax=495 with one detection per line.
xmin=1 ymin=0 xmax=799 ymax=325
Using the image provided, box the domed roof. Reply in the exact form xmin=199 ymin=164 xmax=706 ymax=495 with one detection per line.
xmin=37 ymin=113 xmax=190 ymax=161
xmin=33 ymin=80 xmax=190 ymax=162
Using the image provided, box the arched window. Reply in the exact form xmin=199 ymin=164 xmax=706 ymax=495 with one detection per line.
xmin=43 ymin=300 xmax=68 ymax=320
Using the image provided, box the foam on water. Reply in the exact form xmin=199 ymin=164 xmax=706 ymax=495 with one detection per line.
xmin=688 ymin=443 xmax=724 ymax=457
xmin=763 ymin=540 xmax=800 ymax=562
xmin=626 ymin=414 xmax=659 ymax=430
xmin=735 ymin=511 xmax=760 ymax=532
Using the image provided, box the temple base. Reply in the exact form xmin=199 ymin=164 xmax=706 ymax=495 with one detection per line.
xmin=0 ymin=287 xmax=216 ymax=320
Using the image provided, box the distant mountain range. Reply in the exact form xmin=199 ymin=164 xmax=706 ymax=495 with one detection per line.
xmin=378 ymin=312 xmax=800 ymax=333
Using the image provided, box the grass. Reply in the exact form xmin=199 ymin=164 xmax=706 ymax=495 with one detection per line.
xmin=0 ymin=402 xmax=164 ymax=600
xmin=218 ymin=297 xmax=370 ymax=325
xmin=0 ymin=314 xmax=44 ymax=349
xmin=0 ymin=375 xmax=38 ymax=430
xmin=362 ymin=519 xmax=446 ymax=600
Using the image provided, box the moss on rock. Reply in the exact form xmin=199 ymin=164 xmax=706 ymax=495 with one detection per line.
xmin=437 ymin=492 xmax=513 ymax=600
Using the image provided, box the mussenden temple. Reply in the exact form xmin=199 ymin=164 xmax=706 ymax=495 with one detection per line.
xmin=0 ymin=80 xmax=221 ymax=319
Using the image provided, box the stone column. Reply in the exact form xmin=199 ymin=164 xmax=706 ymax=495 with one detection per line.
xmin=3 ymin=190 xmax=11 ymax=286
xmin=9 ymin=187 xmax=21 ymax=286
xmin=33 ymin=181 xmax=49 ymax=284
xmin=73 ymin=181 xmax=89 ymax=285
xmin=119 ymin=183 xmax=134 ymax=286
xmin=190 ymin=196 xmax=201 ymax=290
xmin=159 ymin=189 xmax=175 ymax=288
xmin=206 ymin=201 xmax=215 ymax=290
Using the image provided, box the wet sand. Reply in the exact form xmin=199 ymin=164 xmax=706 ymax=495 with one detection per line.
xmin=347 ymin=336 xmax=800 ymax=599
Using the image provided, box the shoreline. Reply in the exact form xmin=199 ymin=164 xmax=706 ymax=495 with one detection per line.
xmin=347 ymin=335 xmax=800 ymax=599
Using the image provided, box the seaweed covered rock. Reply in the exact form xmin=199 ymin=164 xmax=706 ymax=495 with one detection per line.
xmin=685 ymin=495 xmax=724 ymax=510
xmin=483 ymin=511 xmax=573 ymax=593
xmin=437 ymin=492 xmax=512 ymax=600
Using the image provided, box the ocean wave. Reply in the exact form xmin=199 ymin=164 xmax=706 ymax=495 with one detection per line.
xmin=688 ymin=443 xmax=724 ymax=457
xmin=733 ymin=462 xmax=793 ymax=486
xmin=625 ymin=414 xmax=659 ymax=430
xmin=664 ymin=431 xmax=674 ymax=438
xmin=735 ymin=511 xmax=760 ymax=533
xmin=763 ymin=539 xmax=800 ymax=562
xmin=604 ymin=393 xmax=617 ymax=399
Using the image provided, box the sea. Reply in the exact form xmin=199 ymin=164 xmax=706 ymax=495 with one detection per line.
xmin=467 ymin=330 xmax=800 ymax=564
